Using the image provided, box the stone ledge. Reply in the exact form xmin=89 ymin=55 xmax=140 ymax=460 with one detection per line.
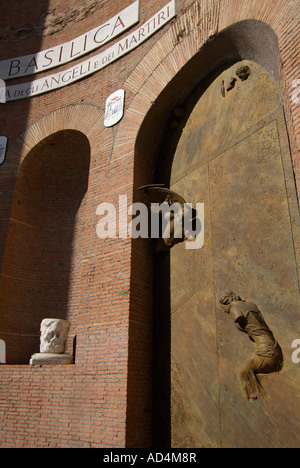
xmin=30 ymin=353 xmax=73 ymax=365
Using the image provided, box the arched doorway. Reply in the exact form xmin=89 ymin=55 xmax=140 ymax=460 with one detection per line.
xmin=0 ymin=130 xmax=90 ymax=364
xmin=152 ymin=59 xmax=300 ymax=448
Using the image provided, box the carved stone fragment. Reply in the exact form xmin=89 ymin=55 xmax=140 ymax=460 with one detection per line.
xmin=30 ymin=318 xmax=73 ymax=365
xmin=40 ymin=318 xmax=70 ymax=354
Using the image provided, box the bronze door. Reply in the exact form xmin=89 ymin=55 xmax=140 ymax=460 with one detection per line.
xmin=154 ymin=61 xmax=300 ymax=448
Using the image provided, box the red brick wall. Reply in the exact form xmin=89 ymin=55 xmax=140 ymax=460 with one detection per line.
xmin=0 ymin=0 xmax=299 ymax=448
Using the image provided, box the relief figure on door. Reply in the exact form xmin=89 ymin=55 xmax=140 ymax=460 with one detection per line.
xmin=220 ymin=292 xmax=284 ymax=400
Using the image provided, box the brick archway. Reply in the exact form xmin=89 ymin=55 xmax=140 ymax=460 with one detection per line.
xmin=0 ymin=104 xmax=112 ymax=364
xmin=5 ymin=103 xmax=108 ymax=167
xmin=112 ymin=6 xmax=299 ymax=193
xmin=119 ymin=9 xmax=299 ymax=447
xmin=0 ymin=129 xmax=91 ymax=364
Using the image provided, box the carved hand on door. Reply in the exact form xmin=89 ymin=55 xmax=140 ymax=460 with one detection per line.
xmin=138 ymin=184 xmax=198 ymax=251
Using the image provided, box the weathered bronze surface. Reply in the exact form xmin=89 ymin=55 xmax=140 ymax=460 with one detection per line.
xmin=155 ymin=61 xmax=300 ymax=448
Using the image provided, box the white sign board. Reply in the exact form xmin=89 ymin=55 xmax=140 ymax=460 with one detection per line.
xmin=0 ymin=136 xmax=7 ymax=165
xmin=0 ymin=339 xmax=5 ymax=364
xmin=104 ymin=89 xmax=125 ymax=127
xmin=0 ymin=0 xmax=140 ymax=80
xmin=1 ymin=0 xmax=177 ymax=102
xmin=0 ymin=79 xmax=6 ymax=103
